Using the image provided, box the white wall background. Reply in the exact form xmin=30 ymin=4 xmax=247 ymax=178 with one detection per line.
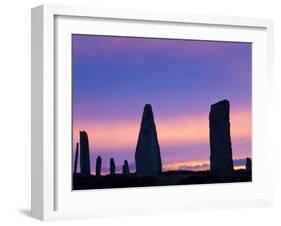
xmin=0 ymin=0 xmax=280 ymax=225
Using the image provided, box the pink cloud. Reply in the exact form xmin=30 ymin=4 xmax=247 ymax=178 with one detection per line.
xmin=73 ymin=108 xmax=251 ymax=153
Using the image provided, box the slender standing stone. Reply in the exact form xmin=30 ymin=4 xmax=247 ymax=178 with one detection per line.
xmin=135 ymin=104 xmax=162 ymax=176
xmin=209 ymin=100 xmax=234 ymax=177
xmin=79 ymin=131 xmax=91 ymax=176
xmin=96 ymin=156 xmax=102 ymax=176
xmin=246 ymin=157 xmax=252 ymax=172
xmin=110 ymin=158 xmax=116 ymax=175
xmin=73 ymin=142 xmax=79 ymax=174
xmin=122 ymin=160 xmax=130 ymax=175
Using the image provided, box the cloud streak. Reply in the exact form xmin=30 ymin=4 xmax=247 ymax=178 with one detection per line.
xmin=73 ymin=107 xmax=251 ymax=152
xmin=163 ymin=158 xmax=248 ymax=172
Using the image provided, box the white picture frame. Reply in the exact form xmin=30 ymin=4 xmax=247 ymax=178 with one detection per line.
xmin=31 ymin=4 xmax=274 ymax=221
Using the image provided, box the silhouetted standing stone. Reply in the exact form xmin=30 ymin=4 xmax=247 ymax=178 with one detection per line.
xmin=96 ymin=156 xmax=102 ymax=176
xmin=209 ymin=100 xmax=234 ymax=177
xmin=246 ymin=157 xmax=252 ymax=172
xmin=74 ymin=142 xmax=79 ymax=174
xmin=122 ymin=160 xmax=130 ymax=175
xmin=80 ymin=131 xmax=91 ymax=176
xmin=110 ymin=158 xmax=116 ymax=175
xmin=135 ymin=104 xmax=162 ymax=176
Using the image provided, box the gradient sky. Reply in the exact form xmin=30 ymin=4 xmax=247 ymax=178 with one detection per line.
xmin=72 ymin=34 xmax=252 ymax=174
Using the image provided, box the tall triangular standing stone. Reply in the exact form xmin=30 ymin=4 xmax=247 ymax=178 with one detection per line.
xmin=135 ymin=104 xmax=162 ymax=176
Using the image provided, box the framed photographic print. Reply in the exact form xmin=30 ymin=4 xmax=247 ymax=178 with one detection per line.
xmin=31 ymin=4 xmax=274 ymax=220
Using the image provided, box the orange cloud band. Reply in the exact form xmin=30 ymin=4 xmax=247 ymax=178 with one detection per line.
xmin=73 ymin=108 xmax=251 ymax=152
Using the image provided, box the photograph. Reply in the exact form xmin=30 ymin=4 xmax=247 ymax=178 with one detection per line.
xmin=72 ymin=34 xmax=252 ymax=190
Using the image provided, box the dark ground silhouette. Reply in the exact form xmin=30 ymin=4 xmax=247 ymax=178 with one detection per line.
xmin=73 ymin=169 xmax=251 ymax=190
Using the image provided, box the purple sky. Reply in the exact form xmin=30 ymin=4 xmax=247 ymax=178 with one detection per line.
xmin=72 ymin=34 xmax=252 ymax=174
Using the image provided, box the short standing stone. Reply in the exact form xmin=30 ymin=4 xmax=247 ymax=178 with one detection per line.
xmin=246 ymin=157 xmax=252 ymax=172
xmin=209 ymin=100 xmax=234 ymax=177
xmin=122 ymin=160 xmax=130 ymax=175
xmin=135 ymin=104 xmax=162 ymax=176
xmin=110 ymin=158 xmax=116 ymax=175
xmin=96 ymin=156 xmax=102 ymax=176
xmin=79 ymin=131 xmax=91 ymax=176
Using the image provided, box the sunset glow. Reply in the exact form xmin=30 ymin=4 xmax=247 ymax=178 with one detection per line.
xmin=72 ymin=35 xmax=252 ymax=174
xmin=73 ymin=108 xmax=251 ymax=151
